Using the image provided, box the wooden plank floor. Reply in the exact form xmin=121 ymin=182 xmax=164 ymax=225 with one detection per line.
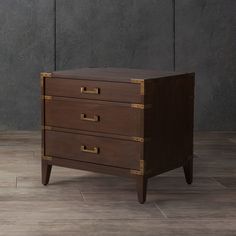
xmin=0 ymin=131 xmax=235 ymax=235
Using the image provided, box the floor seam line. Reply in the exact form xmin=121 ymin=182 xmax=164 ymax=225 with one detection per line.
xmin=154 ymin=202 xmax=168 ymax=219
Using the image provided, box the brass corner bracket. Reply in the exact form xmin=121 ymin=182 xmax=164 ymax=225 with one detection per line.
xmin=131 ymin=104 xmax=152 ymax=109
xmin=40 ymin=72 xmax=52 ymax=79
xmin=130 ymin=160 xmax=145 ymax=175
xmin=42 ymin=126 xmax=52 ymax=130
xmin=40 ymin=72 xmax=52 ymax=87
xmin=131 ymin=104 xmax=145 ymax=109
xmin=42 ymin=156 xmax=53 ymax=161
xmin=130 ymin=79 xmax=145 ymax=95
xmin=132 ymin=137 xmax=144 ymax=142
xmin=41 ymin=95 xmax=52 ymax=100
xmin=131 ymin=137 xmax=150 ymax=143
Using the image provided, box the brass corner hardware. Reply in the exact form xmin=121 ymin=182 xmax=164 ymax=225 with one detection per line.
xmin=132 ymin=137 xmax=145 ymax=142
xmin=130 ymin=79 xmax=145 ymax=95
xmin=42 ymin=126 xmax=52 ymax=130
xmin=40 ymin=77 xmax=44 ymax=87
xmin=131 ymin=104 xmax=145 ymax=109
xmin=40 ymin=72 xmax=52 ymax=88
xmin=42 ymin=95 xmax=52 ymax=100
xmin=131 ymin=104 xmax=152 ymax=109
xmin=42 ymin=156 xmax=52 ymax=161
xmin=40 ymin=72 xmax=52 ymax=79
xmin=130 ymin=160 xmax=145 ymax=175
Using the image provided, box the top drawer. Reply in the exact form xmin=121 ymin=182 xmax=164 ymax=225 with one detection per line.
xmin=44 ymin=78 xmax=142 ymax=103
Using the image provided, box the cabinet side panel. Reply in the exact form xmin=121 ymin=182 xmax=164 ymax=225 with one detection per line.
xmin=41 ymin=76 xmax=45 ymax=158
xmin=145 ymin=75 xmax=194 ymax=175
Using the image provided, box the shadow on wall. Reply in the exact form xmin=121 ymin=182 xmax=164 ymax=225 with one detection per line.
xmin=197 ymin=78 xmax=236 ymax=130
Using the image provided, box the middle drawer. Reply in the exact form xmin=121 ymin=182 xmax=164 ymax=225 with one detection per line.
xmin=44 ymin=97 xmax=143 ymax=137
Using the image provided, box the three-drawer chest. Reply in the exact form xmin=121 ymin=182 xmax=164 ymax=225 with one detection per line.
xmin=41 ymin=68 xmax=195 ymax=203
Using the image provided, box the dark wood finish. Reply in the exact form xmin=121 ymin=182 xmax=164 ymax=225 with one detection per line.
xmin=183 ymin=157 xmax=193 ymax=184
xmin=41 ymin=68 xmax=195 ymax=204
xmin=45 ymin=78 xmax=142 ymax=103
xmin=45 ymin=130 xmax=142 ymax=169
xmin=52 ymin=67 xmax=187 ymax=82
xmin=136 ymin=176 xmax=148 ymax=204
xmin=2 ymin=131 xmax=236 ymax=234
xmin=144 ymin=74 xmax=195 ymax=176
xmin=44 ymin=126 xmax=145 ymax=142
xmin=51 ymin=156 xmax=132 ymax=177
xmin=41 ymin=159 xmax=52 ymax=185
xmin=45 ymin=97 xmax=143 ymax=137
xmin=41 ymin=73 xmax=52 ymax=185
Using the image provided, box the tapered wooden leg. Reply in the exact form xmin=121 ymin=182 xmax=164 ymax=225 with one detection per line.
xmin=183 ymin=157 xmax=193 ymax=184
xmin=136 ymin=176 xmax=148 ymax=204
xmin=42 ymin=160 xmax=52 ymax=186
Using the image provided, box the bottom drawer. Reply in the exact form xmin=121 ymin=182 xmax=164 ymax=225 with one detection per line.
xmin=45 ymin=130 xmax=142 ymax=169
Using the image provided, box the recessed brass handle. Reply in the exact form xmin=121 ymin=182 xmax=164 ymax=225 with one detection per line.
xmin=80 ymin=113 xmax=99 ymax=122
xmin=81 ymin=145 xmax=99 ymax=154
xmin=81 ymin=87 xmax=100 ymax=94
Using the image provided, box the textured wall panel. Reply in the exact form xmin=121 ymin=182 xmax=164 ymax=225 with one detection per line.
xmin=176 ymin=0 xmax=236 ymax=130
xmin=1 ymin=0 xmax=235 ymax=130
xmin=56 ymin=0 xmax=174 ymax=70
xmin=0 ymin=0 xmax=54 ymax=130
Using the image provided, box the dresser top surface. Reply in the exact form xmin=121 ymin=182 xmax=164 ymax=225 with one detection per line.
xmin=51 ymin=68 xmax=194 ymax=82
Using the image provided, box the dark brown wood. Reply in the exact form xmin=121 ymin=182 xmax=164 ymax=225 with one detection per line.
xmin=45 ymin=97 xmax=143 ymax=137
xmin=144 ymin=74 xmax=195 ymax=176
xmin=41 ymin=74 xmax=52 ymax=186
xmin=45 ymin=78 xmax=142 ymax=103
xmin=41 ymin=67 xmax=195 ymax=204
xmin=136 ymin=175 xmax=148 ymax=204
xmin=2 ymin=131 xmax=236 ymax=233
xmin=45 ymin=130 xmax=142 ymax=169
xmin=51 ymin=156 xmax=132 ymax=177
xmin=44 ymin=126 xmax=145 ymax=142
xmin=41 ymin=159 xmax=52 ymax=185
xmin=41 ymin=75 xmax=45 ymax=162
xmin=52 ymin=67 xmax=193 ymax=83
xmin=183 ymin=157 xmax=193 ymax=184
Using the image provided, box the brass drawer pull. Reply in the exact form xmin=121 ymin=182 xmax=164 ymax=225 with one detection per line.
xmin=81 ymin=87 xmax=100 ymax=94
xmin=80 ymin=113 xmax=99 ymax=122
xmin=81 ymin=145 xmax=99 ymax=154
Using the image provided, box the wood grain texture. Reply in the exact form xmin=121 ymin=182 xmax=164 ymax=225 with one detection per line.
xmin=45 ymin=77 xmax=142 ymax=103
xmin=45 ymin=130 xmax=142 ymax=169
xmin=144 ymin=74 xmax=195 ymax=176
xmin=51 ymin=68 xmax=192 ymax=82
xmin=42 ymin=68 xmax=195 ymax=203
xmin=0 ymin=131 xmax=236 ymax=235
xmin=45 ymin=97 xmax=143 ymax=137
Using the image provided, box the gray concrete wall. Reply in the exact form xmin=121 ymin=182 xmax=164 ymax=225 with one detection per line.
xmin=0 ymin=0 xmax=54 ymax=130
xmin=56 ymin=0 xmax=174 ymax=71
xmin=0 ymin=0 xmax=235 ymax=130
xmin=175 ymin=0 xmax=236 ymax=130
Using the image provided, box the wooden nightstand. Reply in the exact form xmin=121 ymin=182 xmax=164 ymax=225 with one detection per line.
xmin=41 ymin=68 xmax=195 ymax=203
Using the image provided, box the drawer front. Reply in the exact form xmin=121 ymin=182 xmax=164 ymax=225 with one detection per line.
xmin=45 ymin=78 xmax=142 ymax=103
xmin=45 ymin=97 xmax=143 ymax=137
xmin=45 ymin=130 xmax=141 ymax=169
